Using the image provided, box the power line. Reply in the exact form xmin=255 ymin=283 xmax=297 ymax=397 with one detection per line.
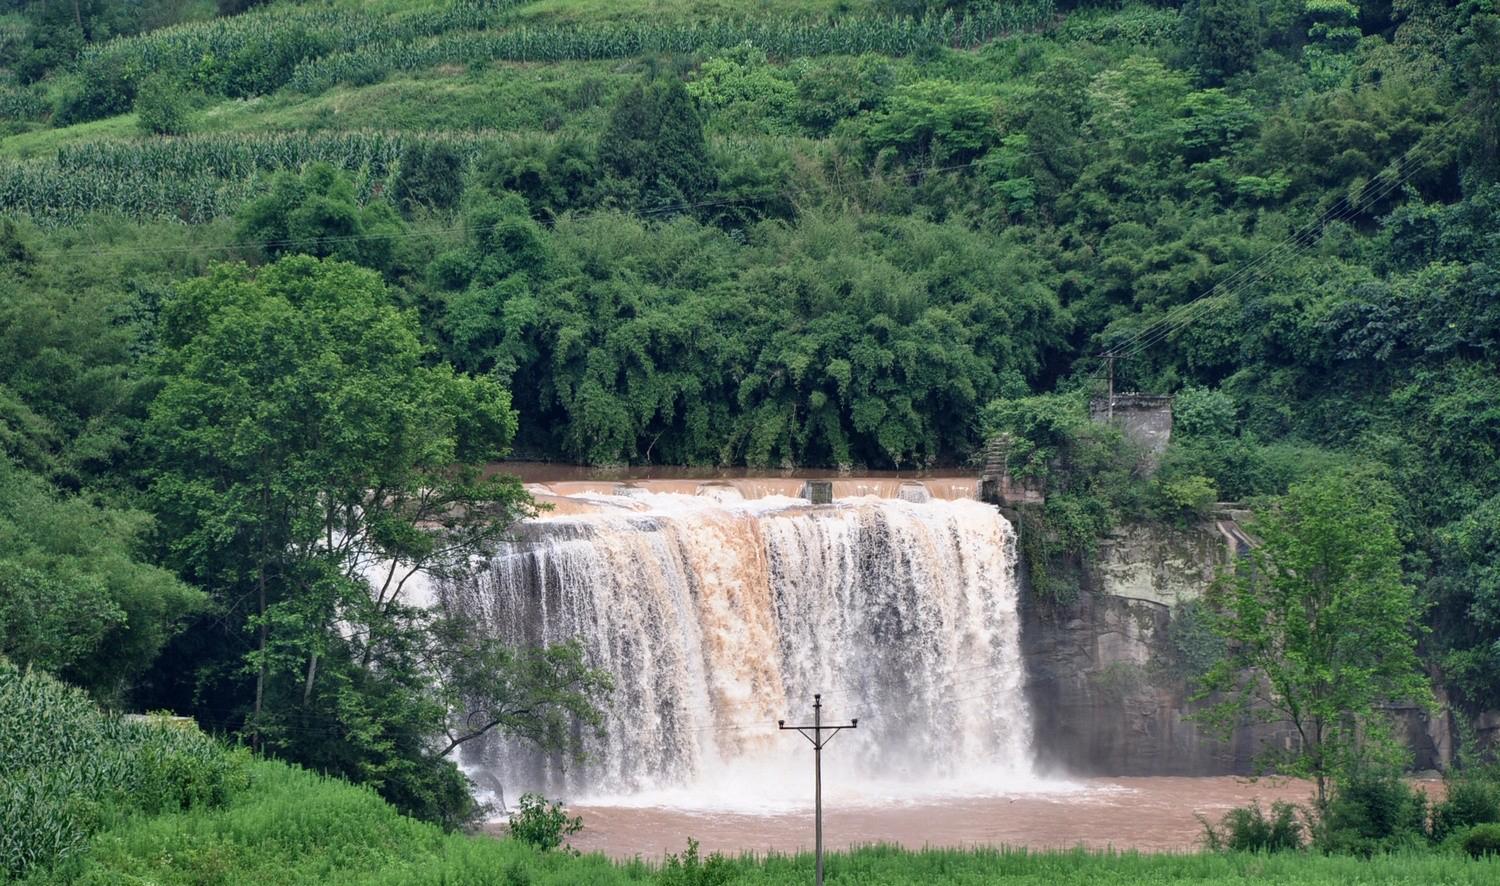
xmin=1100 ymin=110 xmax=1458 ymax=360
xmin=1087 ymin=109 xmax=1461 ymax=374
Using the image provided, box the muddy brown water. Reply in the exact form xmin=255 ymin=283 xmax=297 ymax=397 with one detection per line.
xmin=472 ymin=470 xmax=1438 ymax=861
xmin=487 ymin=777 xmax=1444 ymax=860
xmin=487 ymin=462 xmax=976 ymax=483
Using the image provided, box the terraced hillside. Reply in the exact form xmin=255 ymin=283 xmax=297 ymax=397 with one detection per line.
xmin=3 ymin=5 xmax=1500 ymax=870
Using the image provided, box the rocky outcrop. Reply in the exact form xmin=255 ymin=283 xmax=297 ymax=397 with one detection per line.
xmin=1017 ymin=514 xmax=1448 ymax=776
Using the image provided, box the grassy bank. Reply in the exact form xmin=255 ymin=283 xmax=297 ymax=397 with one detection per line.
xmin=25 ymin=757 xmax=1500 ymax=886
xmin=8 ymin=657 xmax=1500 ymax=883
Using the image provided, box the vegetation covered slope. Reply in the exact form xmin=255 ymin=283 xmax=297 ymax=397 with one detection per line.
xmin=1 ymin=0 xmax=1499 ymax=869
xmin=9 ymin=658 xmax=1500 ymax=883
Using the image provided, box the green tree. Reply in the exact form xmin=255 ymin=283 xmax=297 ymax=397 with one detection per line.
xmin=791 ymin=53 xmax=893 ymax=136
xmin=142 ymin=255 xmax=597 ymax=824
xmin=134 ymin=76 xmax=190 ymax=136
xmin=687 ymin=42 xmax=797 ymax=135
xmin=1195 ymin=470 xmax=1432 ymax=810
xmin=235 ymin=163 xmax=406 ymax=275
xmin=599 ymin=76 xmax=717 ymax=213
xmin=1303 ymin=0 xmax=1362 ymax=89
xmin=0 ymin=456 xmax=202 ymax=698
xmin=1186 ymin=0 xmax=1265 ymax=85
xmin=1459 ymin=12 xmax=1500 ymax=182
xmin=862 ymin=78 xmax=995 ymax=165
xmin=473 ymin=134 xmax=601 ymax=222
xmin=393 ymin=142 xmax=466 ymax=218
xmin=431 ymin=619 xmax=611 ymax=760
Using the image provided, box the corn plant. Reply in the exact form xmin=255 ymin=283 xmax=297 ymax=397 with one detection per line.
xmin=74 ymin=0 xmax=531 ymax=104
xmin=0 ymin=85 xmax=48 ymax=123
xmin=0 ymin=660 xmax=249 ymax=880
xmin=287 ymin=1 xmax=1055 ymax=94
xmin=0 ymin=131 xmax=512 ymax=225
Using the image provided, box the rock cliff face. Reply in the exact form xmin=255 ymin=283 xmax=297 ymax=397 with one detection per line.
xmin=1016 ymin=515 xmax=1448 ymax=776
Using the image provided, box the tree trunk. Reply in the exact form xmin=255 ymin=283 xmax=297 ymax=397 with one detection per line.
xmin=302 ymin=651 xmax=319 ymax=705
xmin=252 ymin=564 xmax=268 ymax=751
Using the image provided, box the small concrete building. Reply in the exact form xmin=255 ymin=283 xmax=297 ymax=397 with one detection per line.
xmin=1090 ymin=393 xmax=1173 ymax=456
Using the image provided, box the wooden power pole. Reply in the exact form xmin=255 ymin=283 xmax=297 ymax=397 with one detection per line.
xmin=779 ymin=694 xmax=858 ymax=886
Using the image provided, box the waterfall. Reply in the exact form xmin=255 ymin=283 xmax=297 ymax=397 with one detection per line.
xmin=436 ymin=487 xmax=1035 ymax=810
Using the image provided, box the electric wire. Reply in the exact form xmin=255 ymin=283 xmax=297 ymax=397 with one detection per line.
xmin=1087 ymin=110 xmax=1461 ymax=374
xmin=85 ymin=105 xmax=1466 ymax=743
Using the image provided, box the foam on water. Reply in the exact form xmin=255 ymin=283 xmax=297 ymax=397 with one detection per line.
xmin=436 ymin=489 xmax=1064 ymax=814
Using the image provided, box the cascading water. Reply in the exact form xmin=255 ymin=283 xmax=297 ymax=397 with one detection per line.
xmin=436 ymin=485 xmax=1038 ymax=811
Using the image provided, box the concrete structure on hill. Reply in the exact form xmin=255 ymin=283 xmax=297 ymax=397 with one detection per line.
xmin=1089 ymin=393 xmax=1173 ymax=456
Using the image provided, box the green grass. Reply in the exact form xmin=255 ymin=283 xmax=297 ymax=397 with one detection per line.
xmin=194 ymin=61 xmax=636 ymax=134
xmin=1 ymin=114 xmax=140 ymax=159
xmin=19 ymin=754 xmax=1500 ymax=885
xmin=0 ymin=59 xmax=637 ymax=162
xmin=510 ymin=0 xmax=876 ymax=25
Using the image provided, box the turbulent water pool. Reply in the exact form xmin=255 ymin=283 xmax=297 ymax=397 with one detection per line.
xmin=443 ymin=471 xmax=1417 ymax=858
xmin=493 ymin=776 xmax=1394 ymax=858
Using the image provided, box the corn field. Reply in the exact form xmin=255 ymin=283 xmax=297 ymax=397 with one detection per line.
xmin=290 ymin=1 xmax=1055 ymax=93
xmin=75 ymin=1 xmax=1054 ymax=103
xmin=0 ymin=85 xmax=48 ymax=122
xmin=76 ymin=0 xmax=530 ymax=94
xmin=0 ymin=131 xmax=504 ymax=225
xmin=0 ymin=660 xmax=249 ymax=881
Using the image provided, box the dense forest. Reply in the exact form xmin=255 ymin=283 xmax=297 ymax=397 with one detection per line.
xmin=2 ymin=0 xmax=1499 ymax=874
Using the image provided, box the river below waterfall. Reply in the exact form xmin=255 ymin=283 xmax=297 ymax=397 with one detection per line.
xmin=440 ymin=474 xmax=1381 ymax=858
xmin=489 ymin=777 xmax=1442 ymax=858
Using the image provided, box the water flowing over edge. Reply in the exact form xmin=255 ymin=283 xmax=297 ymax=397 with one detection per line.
xmin=433 ymin=487 xmax=1076 ymax=814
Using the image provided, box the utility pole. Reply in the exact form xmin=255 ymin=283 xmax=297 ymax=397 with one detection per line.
xmin=779 ymin=694 xmax=857 ymax=886
xmin=1105 ymin=350 xmax=1116 ymax=421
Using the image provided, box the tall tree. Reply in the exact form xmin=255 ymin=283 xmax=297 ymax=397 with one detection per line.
xmin=143 ymin=255 xmax=603 ymax=824
xmin=599 ymin=76 xmax=717 ymax=213
xmin=1186 ymin=0 xmax=1265 ymax=85
xmin=1195 ymin=470 xmax=1431 ymax=809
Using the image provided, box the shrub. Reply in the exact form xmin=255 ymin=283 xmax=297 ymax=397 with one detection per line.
xmin=1156 ymin=599 xmax=1224 ymax=684
xmin=135 ymin=79 xmax=190 ymax=136
xmin=1154 ymin=473 xmax=1219 ymax=519
xmin=1316 ymin=769 xmax=1428 ymax=856
xmin=473 ymin=134 xmax=601 ymax=221
xmin=507 ymin=793 xmax=581 ymax=852
xmin=1173 ymin=386 xmax=1237 ymax=440
xmin=234 ymin=162 xmax=410 ymax=274
xmin=394 ymin=142 xmax=467 ymax=217
xmin=1462 ymin=823 xmax=1500 ymax=858
xmin=1430 ymin=772 xmax=1500 ymax=842
xmin=791 ymin=53 xmax=894 ymax=135
xmin=1202 ymin=800 xmax=1304 ymax=852
xmin=0 ymin=659 xmax=249 ymax=880
xmin=57 ymin=55 xmax=136 ymax=125
xmin=658 ymin=837 xmax=734 ymax=886
xmin=687 ymin=43 xmax=798 ymax=134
